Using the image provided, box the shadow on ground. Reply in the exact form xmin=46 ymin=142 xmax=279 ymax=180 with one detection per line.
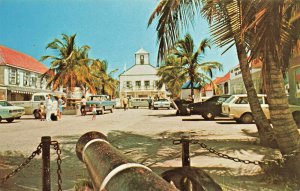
xmin=0 ymin=131 xmax=298 ymax=191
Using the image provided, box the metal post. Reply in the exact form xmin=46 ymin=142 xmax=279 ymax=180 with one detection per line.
xmin=76 ymin=131 xmax=177 ymax=191
xmin=181 ymin=134 xmax=190 ymax=167
xmin=41 ymin=136 xmax=51 ymax=191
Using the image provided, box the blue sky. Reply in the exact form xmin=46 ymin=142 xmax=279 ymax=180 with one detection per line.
xmin=0 ymin=0 xmax=239 ymax=78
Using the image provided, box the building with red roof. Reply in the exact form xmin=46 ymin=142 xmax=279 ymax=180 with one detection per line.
xmin=0 ymin=45 xmax=59 ymax=101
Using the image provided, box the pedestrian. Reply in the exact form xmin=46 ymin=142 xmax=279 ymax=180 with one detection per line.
xmin=91 ymin=104 xmax=97 ymax=120
xmin=39 ymin=102 xmax=45 ymax=121
xmin=80 ymin=96 xmax=87 ymax=116
xmin=45 ymin=94 xmax=52 ymax=121
xmin=147 ymin=96 xmax=153 ymax=109
xmin=57 ymin=96 xmax=65 ymax=120
xmin=122 ymin=97 xmax=128 ymax=111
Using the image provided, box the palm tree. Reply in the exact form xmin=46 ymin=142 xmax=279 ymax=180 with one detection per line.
xmin=172 ymin=34 xmax=222 ymax=102
xmin=148 ymin=0 xmax=276 ymax=147
xmin=157 ymin=56 xmax=187 ymax=98
xmin=240 ymin=0 xmax=300 ymax=175
xmin=149 ymin=0 xmax=300 ymax=176
xmin=90 ymin=59 xmax=119 ymax=98
xmin=41 ymin=34 xmax=96 ymax=95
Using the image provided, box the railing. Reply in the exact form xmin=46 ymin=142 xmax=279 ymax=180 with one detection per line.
xmin=121 ymin=85 xmax=159 ymax=91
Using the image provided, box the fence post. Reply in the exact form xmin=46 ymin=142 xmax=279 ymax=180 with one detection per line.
xmin=181 ymin=133 xmax=190 ymax=167
xmin=41 ymin=136 xmax=51 ymax=191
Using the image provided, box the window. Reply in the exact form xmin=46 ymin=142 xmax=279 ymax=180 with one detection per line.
xmin=235 ymin=97 xmax=248 ymax=104
xmin=140 ymin=55 xmax=144 ymax=64
xmin=144 ymin=80 xmax=150 ymax=89
xmin=153 ymin=80 xmax=158 ymax=88
xmin=9 ymin=68 xmax=18 ymax=85
xmin=33 ymin=95 xmax=46 ymax=101
xmin=135 ymin=81 xmax=141 ymax=89
xmin=126 ymin=81 xmax=132 ymax=88
xmin=23 ymin=72 xmax=30 ymax=86
xmin=31 ymin=75 xmax=37 ymax=87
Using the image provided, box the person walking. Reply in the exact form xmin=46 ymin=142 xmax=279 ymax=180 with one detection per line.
xmin=91 ymin=104 xmax=97 ymax=120
xmin=80 ymin=96 xmax=87 ymax=116
xmin=45 ymin=94 xmax=52 ymax=121
xmin=39 ymin=102 xmax=45 ymax=121
xmin=122 ymin=97 xmax=128 ymax=111
xmin=57 ymin=96 xmax=65 ymax=120
xmin=147 ymin=96 xmax=153 ymax=109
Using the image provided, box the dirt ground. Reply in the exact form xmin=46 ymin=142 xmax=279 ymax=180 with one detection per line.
xmin=0 ymin=109 xmax=299 ymax=191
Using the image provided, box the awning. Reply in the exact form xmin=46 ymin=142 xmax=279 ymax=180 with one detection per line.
xmin=7 ymin=86 xmax=37 ymax=94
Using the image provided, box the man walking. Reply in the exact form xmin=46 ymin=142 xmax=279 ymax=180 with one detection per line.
xmin=122 ymin=97 xmax=128 ymax=111
xmin=147 ymin=96 xmax=153 ymax=109
xmin=45 ymin=94 xmax=52 ymax=121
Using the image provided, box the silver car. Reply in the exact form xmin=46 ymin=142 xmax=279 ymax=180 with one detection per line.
xmin=153 ymin=99 xmax=171 ymax=110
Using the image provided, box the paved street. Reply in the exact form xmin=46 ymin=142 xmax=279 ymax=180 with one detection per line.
xmin=0 ymin=109 xmax=286 ymax=190
xmin=0 ymin=108 xmax=258 ymax=153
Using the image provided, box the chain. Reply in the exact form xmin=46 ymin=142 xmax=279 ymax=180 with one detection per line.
xmin=0 ymin=143 xmax=42 ymax=184
xmin=173 ymin=139 xmax=298 ymax=167
xmin=51 ymin=141 xmax=62 ymax=191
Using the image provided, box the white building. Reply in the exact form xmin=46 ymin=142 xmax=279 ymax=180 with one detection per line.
xmin=0 ymin=46 xmax=62 ymax=101
xmin=119 ymin=48 xmax=167 ymax=99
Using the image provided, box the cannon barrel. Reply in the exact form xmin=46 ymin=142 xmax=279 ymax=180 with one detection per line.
xmin=76 ymin=131 xmax=178 ymax=191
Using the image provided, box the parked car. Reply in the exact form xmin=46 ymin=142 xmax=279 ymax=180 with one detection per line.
xmin=188 ymin=95 xmax=231 ymax=120
xmin=86 ymin=95 xmax=116 ymax=114
xmin=130 ymin=98 xmax=149 ymax=109
xmin=222 ymin=94 xmax=270 ymax=123
xmin=0 ymin=100 xmax=25 ymax=123
xmin=153 ymin=99 xmax=171 ymax=110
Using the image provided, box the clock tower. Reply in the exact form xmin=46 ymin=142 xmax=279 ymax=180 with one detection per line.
xmin=135 ymin=48 xmax=149 ymax=65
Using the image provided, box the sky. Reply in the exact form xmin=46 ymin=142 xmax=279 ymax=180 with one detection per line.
xmin=0 ymin=0 xmax=239 ymax=78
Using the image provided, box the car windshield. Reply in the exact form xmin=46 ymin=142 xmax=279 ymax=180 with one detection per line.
xmin=0 ymin=101 xmax=13 ymax=106
xmin=224 ymin=95 xmax=235 ymax=103
xmin=158 ymin=99 xmax=168 ymax=101
xmin=218 ymin=96 xmax=231 ymax=103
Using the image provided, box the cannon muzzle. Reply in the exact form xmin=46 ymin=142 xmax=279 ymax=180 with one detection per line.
xmin=76 ymin=131 xmax=178 ymax=191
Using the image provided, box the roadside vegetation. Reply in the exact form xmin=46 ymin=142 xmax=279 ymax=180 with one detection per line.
xmin=41 ymin=33 xmax=119 ymax=98
xmin=157 ymin=34 xmax=222 ymax=102
xmin=149 ymin=0 xmax=300 ymax=181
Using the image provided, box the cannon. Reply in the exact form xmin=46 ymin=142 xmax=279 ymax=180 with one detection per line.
xmin=76 ymin=131 xmax=178 ymax=191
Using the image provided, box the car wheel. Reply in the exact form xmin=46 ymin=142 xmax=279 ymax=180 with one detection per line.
xmin=15 ymin=116 xmax=21 ymax=119
xmin=110 ymin=108 xmax=113 ymax=113
xmin=240 ymin=113 xmax=253 ymax=124
xmin=34 ymin=111 xmax=40 ymax=119
xmin=167 ymin=107 xmax=170 ymax=110
xmin=202 ymin=112 xmax=215 ymax=120
xmin=6 ymin=118 xmax=14 ymax=123
xmin=154 ymin=107 xmax=158 ymax=110
xmin=0 ymin=116 xmax=2 ymax=123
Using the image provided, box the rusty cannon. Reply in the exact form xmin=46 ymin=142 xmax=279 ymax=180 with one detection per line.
xmin=76 ymin=131 xmax=178 ymax=191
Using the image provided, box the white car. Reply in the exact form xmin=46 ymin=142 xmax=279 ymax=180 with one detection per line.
xmin=222 ymin=94 xmax=270 ymax=123
xmin=153 ymin=99 xmax=171 ymax=110
xmin=0 ymin=100 xmax=25 ymax=123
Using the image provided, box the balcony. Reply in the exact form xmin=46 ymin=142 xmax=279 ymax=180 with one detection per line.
xmin=121 ymin=85 xmax=159 ymax=91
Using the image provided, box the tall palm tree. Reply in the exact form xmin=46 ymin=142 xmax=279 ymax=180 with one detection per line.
xmin=157 ymin=55 xmax=187 ymax=98
xmin=172 ymin=34 xmax=222 ymax=102
xmin=90 ymin=59 xmax=119 ymax=98
xmin=41 ymin=34 xmax=96 ymax=94
xmin=148 ymin=0 xmax=276 ymax=147
xmin=149 ymin=0 xmax=300 ymax=176
xmin=241 ymin=0 xmax=300 ymax=175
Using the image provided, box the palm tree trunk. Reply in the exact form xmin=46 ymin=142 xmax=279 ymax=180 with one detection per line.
xmin=236 ymin=43 xmax=277 ymax=147
xmin=265 ymin=52 xmax=300 ymax=176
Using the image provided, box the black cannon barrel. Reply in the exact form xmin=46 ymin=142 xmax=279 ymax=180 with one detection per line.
xmin=76 ymin=131 xmax=178 ymax=191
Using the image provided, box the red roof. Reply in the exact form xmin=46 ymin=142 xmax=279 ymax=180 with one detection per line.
xmin=0 ymin=46 xmax=48 ymax=74
xmin=214 ymin=72 xmax=230 ymax=85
